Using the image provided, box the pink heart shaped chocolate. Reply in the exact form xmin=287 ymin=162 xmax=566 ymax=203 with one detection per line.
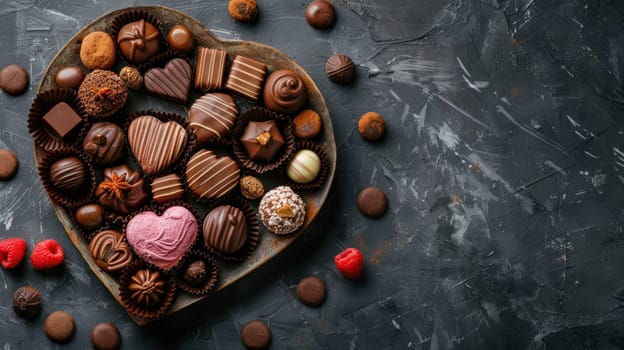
xmin=126 ymin=206 xmax=197 ymax=270
xmin=144 ymin=58 xmax=192 ymax=104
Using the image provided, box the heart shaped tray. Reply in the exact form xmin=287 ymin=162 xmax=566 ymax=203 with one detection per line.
xmin=33 ymin=6 xmax=336 ymax=325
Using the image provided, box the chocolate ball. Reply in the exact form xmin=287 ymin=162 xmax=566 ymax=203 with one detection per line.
xmin=262 ymin=70 xmax=307 ymax=116
xmin=54 ymin=66 xmax=85 ymax=89
xmin=183 ymin=260 xmax=208 ymax=286
xmin=117 ymin=19 xmax=160 ymax=64
xmin=325 ymin=54 xmax=354 ymax=85
xmin=306 ymin=0 xmax=336 ymax=29
xmin=293 ymin=109 xmax=322 ymax=139
xmin=286 ymin=149 xmax=321 ymax=184
xmin=12 ymin=286 xmax=42 ymax=319
xmin=49 ymin=156 xmax=87 ymax=194
xmin=203 ymin=205 xmax=248 ymax=255
xmin=75 ymin=204 xmax=105 ymax=231
xmin=358 ymin=112 xmax=384 ymax=141
xmin=167 ymin=25 xmax=195 ymax=53
xmin=0 ymin=64 xmax=29 ymax=95
xmin=228 ymin=0 xmax=258 ymax=22
xmin=119 ymin=66 xmax=143 ymax=90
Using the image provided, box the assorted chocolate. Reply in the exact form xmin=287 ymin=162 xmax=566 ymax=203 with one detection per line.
xmin=225 ymin=55 xmax=266 ymax=101
xmin=116 ymin=19 xmax=160 ymax=64
xmin=167 ymin=24 xmax=195 ymax=53
xmin=195 ymin=48 xmax=227 ymax=92
xmin=83 ymin=122 xmax=125 ymax=165
xmin=240 ymin=120 xmax=285 ymax=162
xmin=325 ymin=54 xmax=355 ymax=85
xmin=42 ymin=102 xmax=82 ymax=140
xmin=144 ymin=58 xmax=192 ymax=104
xmin=12 ymin=286 xmax=42 ymax=319
xmin=54 ymin=66 xmax=84 ymax=89
xmin=189 ymin=92 xmax=238 ymax=142
xmin=95 ymin=165 xmax=148 ymax=214
xmin=185 ymin=149 xmax=240 ymax=200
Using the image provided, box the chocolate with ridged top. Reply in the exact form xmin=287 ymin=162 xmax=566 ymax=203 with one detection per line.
xmin=42 ymin=102 xmax=82 ymax=140
xmin=189 ymin=93 xmax=238 ymax=143
xmin=95 ymin=164 xmax=148 ymax=214
xmin=144 ymin=58 xmax=192 ymax=104
xmin=195 ymin=48 xmax=227 ymax=92
xmin=262 ymin=70 xmax=307 ymax=115
xmin=129 ymin=268 xmax=166 ymax=307
xmin=151 ymin=173 xmax=184 ymax=204
xmin=12 ymin=286 xmax=42 ymax=319
xmin=117 ymin=19 xmax=160 ymax=64
xmin=89 ymin=230 xmax=132 ymax=274
xmin=83 ymin=122 xmax=125 ymax=165
xmin=325 ymin=54 xmax=355 ymax=85
xmin=225 ymin=55 xmax=266 ymax=102
xmin=185 ymin=149 xmax=240 ymax=200
xmin=203 ymin=205 xmax=248 ymax=254
xmin=240 ymin=120 xmax=285 ymax=162
xmin=50 ymin=156 xmax=87 ymax=194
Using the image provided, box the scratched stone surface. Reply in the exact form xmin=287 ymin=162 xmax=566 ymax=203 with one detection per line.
xmin=1 ymin=0 xmax=624 ymax=349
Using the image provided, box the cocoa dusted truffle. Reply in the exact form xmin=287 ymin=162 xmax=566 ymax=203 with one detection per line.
xmin=78 ymin=70 xmax=128 ymax=119
xmin=12 ymin=286 xmax=42 ymax=319
xmin=82 ymin=122 xmax=125 ymax=165
xmin=95 ymin=164 xmax=148 ymax=214
xmin=240 ymin=120 xmax=285 ymax=162
xmin=325 ymin=54 xmax=355 ymax=85
xmin=262 ymin=70 xmax=307 ymax=115
xmin=49 ymin=156 xmax=87 ymax=194
xmin=259 ymin=186 xmax=306 ymax=234
xmin=228 ymin=0 xmax=258 ymax=22
xmin=117 ymin=19 xmax=161 ymax=64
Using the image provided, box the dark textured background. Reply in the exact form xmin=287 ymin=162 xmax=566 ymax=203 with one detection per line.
xmin=1 ymin=0 xmax=624 ymax=349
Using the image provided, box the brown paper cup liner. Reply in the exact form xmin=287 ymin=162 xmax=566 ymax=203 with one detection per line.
xmin=200 ymin=195 xmax=260 ymax=263
xmin=38 ymin=148 xmax=96 ymax=208
xmin=281 ymin=140 xmax=329 ymax=191
xmin=123 ymin=110 xmax=197 ymax=181
xmin=109 ymin=10 xmax=168 ymax=72
xmin=28 ymin=89 xmax=88 ymax=152
xmin=122 ymin=201 xmax=201 ymax=273
xmin=176 ymin=249 xmax=219 ymax=296
xmin=232 ymin=107 xmax=295 ymax=174
xmin=88 ymin=227 xmax=136 ymax=275
xmin=118 ymin=261 xmax=176 ymax=319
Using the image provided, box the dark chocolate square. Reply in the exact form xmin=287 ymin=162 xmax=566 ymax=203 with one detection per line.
xmin=42 ymin=102 xmax=82 ymax=139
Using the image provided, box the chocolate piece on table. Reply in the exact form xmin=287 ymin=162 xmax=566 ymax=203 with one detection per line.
xmin=54 ymin=66 xmax=85 ymax=89
xmin=358 ymin=111 xmax=384 ymax=141
xmin=325 ymin=54 xmax=355 ymax=85
xmin=44 ymin=310 xmax=75 ymax=343
xmin=167 ymin=24 xmax=195 ymax=53
xmin=0 ymin=149 xmax=18 ymax=180
xmin=75 ymin=203 xmax=105 ymax=231
xmin=95 ymin=164 xmax=148 ymax=214
xmin=228 ymin=0 xmax=259 ymax=22
xmin=12 ymin=286 xmax=42 ymax=319
xmin=357 ymin=186 xmax=387 ymax=218
xmin=83 ymin=122 xmax=125 ymax=165
xmin=185 ymin=149 xmax=240 ymax=200
xmin=225 ymin=55 xmax=266 ymax=102
xmin=195 ymin=48 xmax=227 ymax=91
xmin=42 ymin=102 xmax=82 ymax=140
xmin=286 ymin=149 xmax=321 ymax=184
xmin=89 ymin=229 xmax=132 ymax=274
xmin=117 ymin=19 xmax=160 ymax=64
xmin=240 ymin=320 xmax=272 ymax=350
xmin=91 ymin=322 xmax=121 ymax=350
xmin=296 ymin=275 xmax=327 ymax=306
xmin=144 ymin=58 xmax=192 ymax=104
xmin=49 ymin=156 xmax=87 ymax=194
xmin=306 ymin=0 xmax=336 ymax=29
xmin=151 ymin=173 xmax=184 ymax=204
xmin=203 ymin=205 xmax=248 ymax=255
xmin=183 ymin=260 xmax=208 ymax=286
xmin=262 ymin=69 xmax=308 ymax=115
xmin=189 ymin=93 xmax=238 ymax=142
xmin=0 ymin=64 xmax=29 ymax=95
xmin=240 ymin=120 xmax=285 ymax=162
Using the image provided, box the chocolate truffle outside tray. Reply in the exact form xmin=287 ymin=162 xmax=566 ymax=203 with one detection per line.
xmin=30 ymin=6 xmax=336 ymax=325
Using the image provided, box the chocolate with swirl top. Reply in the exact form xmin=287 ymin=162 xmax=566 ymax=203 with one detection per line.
xmin=89 ymin=230 xmax=133 ymax=274
xmin=262 ymin=70 xmax=308 ymax=115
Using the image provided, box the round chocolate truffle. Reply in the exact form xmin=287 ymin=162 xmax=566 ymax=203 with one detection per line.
xmin=44 ymin=310 xmax=75 ymax=343
xmin=83 ymin=122 xmax=125 ymax=165
xmin=54 ymin=66 xmax=84 ymax=89
xmin=296 ymin=276 xmax=326 ymax=306
xmin=286 ymin=149 xmax=321 ymax=184
xmin=167 ymin=24 xmax=195 ymax=53
xmin=228 ymin=0 xmax=258 ymax=22
xmin=89 ymin=230 xmax=133 ymax=274
xmin=75 ymin=203 xmax=105 ymax=231
xmin=306 ymin=0 xmax=336 ymax=29
xmin=262 ymin=70 xmax=307 ymax=115
xmin=203 ymin=205 xmax=248 ymax=255
xmin=78 ymin=70 xmax=128 ymax=119
xmin=357 ymin=186 xmax=388 ymax=218
xmin=240 ymin=175 xmax=264 ymax=200
xmin=128 ymin=268 xmax=166 ymax=307
xmin=117 ymin=19 xmax=161 ymax=64
xmin=183 ymin=259 xmax=208 ymax=286
xmin=358 ymin=112 xmax=384 ymax=141
xmin=49 ymin=156 xmax=87 ymax=194
xmin=293 ymin=109 xmax=322 ymax=139
xmin=12 ymin=286 xmax=42 ymax=319
xmin=80 ymin=31 xmax=116 ymax=70
xmin=0 ymin=64 xmax=29 ymax=95
xmin=91 ymin=322 xmax=121 ymax=350
xmin=259 ymin=186 xmax=306 ymax=235
xmin=95 ymin=164 xmax=148 ymax=214
xmin=325 ymin=54 xmax=355 ymax=85
xmin=119 ymin=66 xmax=143 ymax=90
xmin=0 ymin=149 xmax=19 ymax=180
xmin=240 ymin=320 xmax=272 ymax=350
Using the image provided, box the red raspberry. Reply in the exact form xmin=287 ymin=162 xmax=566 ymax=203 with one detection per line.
xmin=0 ymin=238 xmax=27 ymax=269
xmin=334 ymin=248 xmax=364 ymax=279
xmin=30 ymin=239 xmax=64 ymax=270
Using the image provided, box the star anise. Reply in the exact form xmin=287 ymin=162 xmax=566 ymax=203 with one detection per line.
xmin=98 ymin=171 xmax=132 ymax=200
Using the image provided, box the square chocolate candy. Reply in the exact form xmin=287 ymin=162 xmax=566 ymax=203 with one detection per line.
xmin=42 ymin=102 xmax=82 ymax=139
xmin=225 ymin=55 xmax=267 ymax=102
xmin=195 ymin=48 xmax=227 ymax=92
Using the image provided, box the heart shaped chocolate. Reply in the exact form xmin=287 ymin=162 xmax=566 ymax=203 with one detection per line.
xmin=125 ymin=206 xmax=198 ymax=271
xmin=185 ymin=149 xmax=240 ymax=200
xmin=128 ymin=115 xmax=187 ymax=176
xmin=88 ymin=230 xmax=133 ymax=274
xmin=144 ymin=58 xmax=192 ymax=104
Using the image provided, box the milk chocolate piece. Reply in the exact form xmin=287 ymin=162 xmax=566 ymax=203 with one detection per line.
xmin=357 ymin=186 xmax=387 ymax=218
xmin=44 ymin=311 xmax=75 ymax=343
xmin=89 ymin=230 xmax=133 ymax=274
xmin=0 ymin=149 xmax=18 ymax=180
xmin=54 ymin=66 xmax=85 ymax=89
xmin=240 ymin=320 xmax=271 ymax=350
xmin=167 ymin=24 xmax=195 ymax=53
xmin=203 ymin=205 xmax=248 ymax=255
xmin=151 ymin=173 xmax=184 ymax=204
xmin=117 ymin=19 xmax=160 ymax=64
xmin=306 ymin=0 xmax=336 ymax=29
xmin=185 ymin=149 xmax=240 ymax=200
xmin=0 ymin=64 xmax=29 ymax=95
xmin=75 ymin=204 xmax=105 ymax=231
xmin=225 ymin=55 xmax=266 ymax=101
xmin=326 ymin=54 xmax=355 ymax=85
xmin=128 ymin=268 xmax=166 ymax=307
xmin=12 ymin=286 xmax=42 ymax=319
xmin=42 ymin=102 xmax=82 ymax=140
xmin=296 ymin=275 xmax=326 ymax=306
xmin=83 ymin=122 xmax=125 ymax=165
xmin=240 ymin=120 xmax=285 ymax=162
xmin=49 ymin=156 xmax=87 ymax=194
xmin=95 ymin=164 xmax=148 ymax=214
xmin=195 ymin=48 xmax=227 ymax=91
xmin=144 ymin=58 xmax=192 ymax=104
xmin=183 ymin=260 xmax=207 ymax=286
xmin=189 ymin=93 xmax=238 ymax=142
xmin=91 ymin=322 xmax=121 ymax=350
xmin=262 ymin=70 xmax=307 ymax=115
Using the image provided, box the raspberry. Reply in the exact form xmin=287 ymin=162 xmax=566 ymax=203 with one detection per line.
xmin=0 ymin=238 xmax=27 ymax=269
xmin=30 ymin=239 xmax=64 ymax=270
xmin=334 ymin=247 xmax=364 ymax=279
